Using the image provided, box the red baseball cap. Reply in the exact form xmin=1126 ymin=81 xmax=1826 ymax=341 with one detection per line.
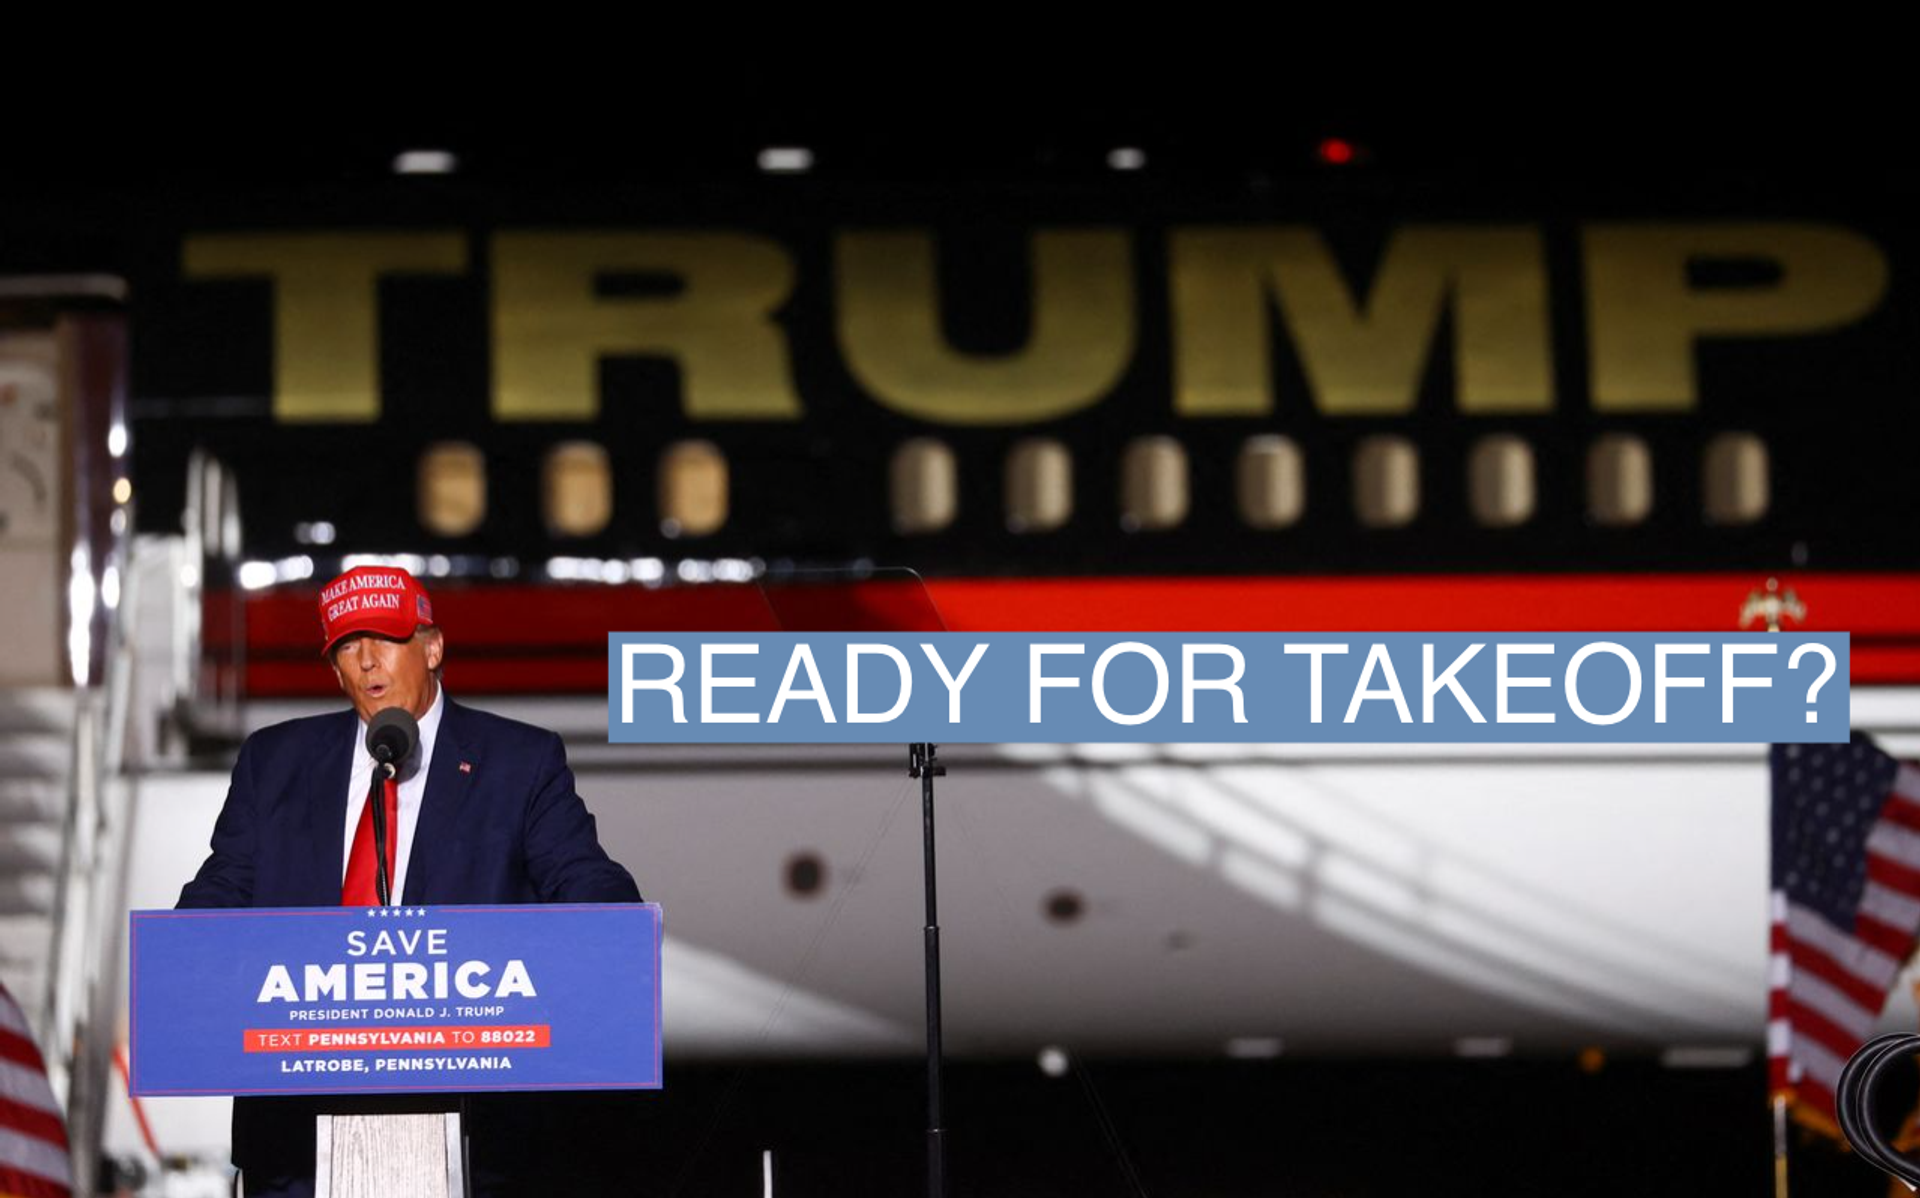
xmin=317 ymin=566 xmax=437 ymax=656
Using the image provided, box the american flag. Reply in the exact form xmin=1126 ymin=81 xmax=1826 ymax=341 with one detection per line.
xmin=1769 ymin=735 xmax=1920 ymax=1130
xmin=0 ymin=981 xmax=71 ymax=1198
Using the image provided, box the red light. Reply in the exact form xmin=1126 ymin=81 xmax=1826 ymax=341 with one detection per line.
xmin=1318 ymin=138 xmax=1356 ymax=166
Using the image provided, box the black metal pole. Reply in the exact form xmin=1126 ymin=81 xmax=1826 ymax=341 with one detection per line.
xmin=909 ymin=743 xmax=946 ymax=1198
xmin=370 ymin=765 xmax=393 ymax=906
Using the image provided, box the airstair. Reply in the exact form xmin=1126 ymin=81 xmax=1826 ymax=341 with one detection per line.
xmin=0 ymin=289 xmax=145 ymax=1195
xmin=0 ymin=686 xmax=70 ymax=1034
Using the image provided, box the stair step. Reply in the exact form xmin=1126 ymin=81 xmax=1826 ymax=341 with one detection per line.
xmin=0 ymin=961 xmax=46 ymax=1033
xmin=0 ymin=911 xmax=50 ymax=954
xmin=0 ymin=957 xmax=45 ymax=994
xmin=0 ymin=778 xmax=64 ymax=822
xmin=0 ymin=732 xmax=71 ymax=780
xmin=0 ymin=874 xmax=55 ymax=917
xmin=0 ymin=687 xmax=74 ymax=735
xmin=0 ymin=826 xmax=60 ymax=871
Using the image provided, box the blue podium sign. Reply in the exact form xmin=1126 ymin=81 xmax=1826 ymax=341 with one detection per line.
xmin=130 ymin=904 xmax=661 ymax=1096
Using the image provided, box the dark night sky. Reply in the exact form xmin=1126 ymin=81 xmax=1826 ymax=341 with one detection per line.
xmin=4 ymin=55 xmax=1910 ymax=190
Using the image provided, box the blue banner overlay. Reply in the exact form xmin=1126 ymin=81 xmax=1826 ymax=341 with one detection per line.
xmin=130 ymin=904 xmax=661 ymax=1096
xmin=607 ymin=633 xmax=1849 ymax=744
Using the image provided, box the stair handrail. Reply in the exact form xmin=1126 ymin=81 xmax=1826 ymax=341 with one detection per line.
xmin=31 ymin=309 xmax=133 ymax=1198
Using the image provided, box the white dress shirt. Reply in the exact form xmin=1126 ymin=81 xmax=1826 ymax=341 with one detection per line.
xmin=340 ymin=685 xmax=445 ymax=902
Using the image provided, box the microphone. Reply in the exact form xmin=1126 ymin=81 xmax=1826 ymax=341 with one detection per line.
xmin=367 ymin=708 xmax=419 ymax=772
xmin=363 ymin=709 xmax=418 ymax=906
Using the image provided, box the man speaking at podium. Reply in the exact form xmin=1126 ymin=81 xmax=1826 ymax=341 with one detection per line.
xmin=178 ymin=565 xmax=643 ymax=1196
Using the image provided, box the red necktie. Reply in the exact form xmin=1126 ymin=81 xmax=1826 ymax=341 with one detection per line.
xmin=342 ymin=774 xmax=399 ymax=905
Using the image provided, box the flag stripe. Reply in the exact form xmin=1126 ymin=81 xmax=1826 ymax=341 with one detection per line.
xmin=0 ymin=1128 xmax=69 ymax=1188
xmin=0 ymin=1099 xmax=64 ymax=1151
xmin=0 ymin=1064 xmax=57 ymax=1119
xmin=0 ymin=986 xmax=66 ymax=1198
xmin=1878 ymin=798 xmax=1920 ymax=833
xmin=0 ymin=1161 xmax=70 ymax=1198
xmin=1800 ymin=1077 xmax=1839 ymax=1124
xmin=1784 ymin=999 xmax=1872 ymax=1065
xmin=1896 ymin=764 xmax=1920 ymax=804
xmin=1768 ymin=1018 xmax=1795 ymax=1056
xmin=1796 ymin=1036 xmax=1848 ymax=1092
xmin=1866 ymin=852 xmax=1920 ymax=899
xmin=1868 ymin=823 xmax=1920 ymax=871
xmin=1780 ymin=915 xmax=1897 ymax=1009
xmin=1853 ymin=914 xmax=1916 ymax=959
xmin=0 ymin=1036 xmax=43 ymax=1079
xmin=1785 ymin=904 xmax=1901 ymax=988
xmin=1861 ymin=881 xmax=1920 ymax=933
xmin=1786 ymin=973 xmax=1876 ymax=1040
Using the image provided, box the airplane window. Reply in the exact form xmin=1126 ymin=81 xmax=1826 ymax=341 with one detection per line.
xmin=1237 ymin=435 xmax=1305 ymax=529
xmin=1044 ymin=889 xmax=1086 ymax=925
xmin=1006 ymin=438 xmax=1073 ymax=533
xmin=1120 ymin=436 xmax=1189 ymax=531
xmin=543 ymin=441 xmax=613 ymax=538
xmin=1353 ymin=435 xmax=1419 ymax=528
xmin=417 ymin=442 xmax=486 ymax=537
xmin=1704 ymin=432 xmax=1768 ymax=525
xmin=785 ymin=851 xmax=827 ymax=898
xmin=1468 ymin=435 xmax=1535 ymax=528
xmin=1588 ymin=434 xmax=1652 ymax=527
xmin=891 ymin=438 xmax=957 ymax=534
xmin=659 ymin=440 xmax=729 ymax=538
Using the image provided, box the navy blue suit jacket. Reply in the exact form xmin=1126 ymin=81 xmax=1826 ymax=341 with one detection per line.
xmin=178 ymin=698 xmax=642 ymax=1195
xmin=179 ymin=698 xmax=638 ymax=909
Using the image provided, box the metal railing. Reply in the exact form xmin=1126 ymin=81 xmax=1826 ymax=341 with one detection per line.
xmin=12 ymin=300 xmax=136 ymax=1198
xmin=48 ymin=565 xmax=139 ymax=1196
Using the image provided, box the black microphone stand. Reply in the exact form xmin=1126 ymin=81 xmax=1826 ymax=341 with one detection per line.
xmin=908 ymin=743 xmax=946 ymax=1198
xmin=369 ymin=763 xmax=394 ymax=907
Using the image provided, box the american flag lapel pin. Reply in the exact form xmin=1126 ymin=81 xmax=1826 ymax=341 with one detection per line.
xmin=459 ymin=761 xmax=472 ymax=774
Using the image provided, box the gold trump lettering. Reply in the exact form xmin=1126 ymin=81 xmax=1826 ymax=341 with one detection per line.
xmin=1172 ymin=225 xmax=1555 ymax=416
xmin=186 ymin=221 xmax=1891 ymax=426
xmin=491 ymin=232 xmax=802 ymax=422
xmin=182 ymin=233 xmax=468 ymax=422
xmin=1583 ymin=222 xmax=1890 ymax=411
xmin=836 ymin=229 xmax=1135 ymax=425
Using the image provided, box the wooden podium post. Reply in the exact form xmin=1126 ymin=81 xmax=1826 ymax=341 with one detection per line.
xmin=314 ymin=1111 xmax=465 ymax=1198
